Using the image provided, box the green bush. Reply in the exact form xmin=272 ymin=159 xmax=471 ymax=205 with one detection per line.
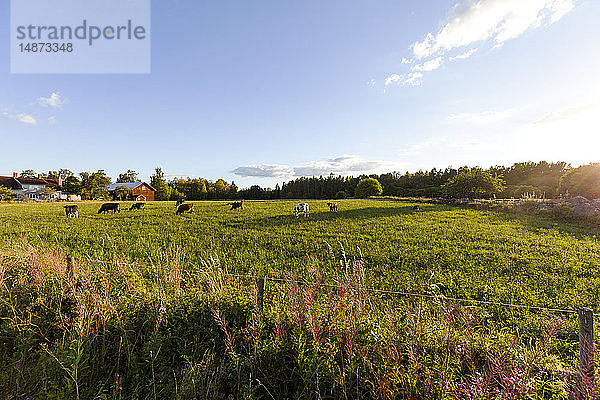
xmin=355 ymin=178 xmax=383 ymax=198
xmin=335 ymin=190 xmax=347 ymax=199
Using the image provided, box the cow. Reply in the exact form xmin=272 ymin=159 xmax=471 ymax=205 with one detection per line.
xmin=228 ymin=200 xmax=244 ymax=210
xmin=176 ymin=203 xmax=194 ymax=215
xmin=175 ymin=199 xmax=185 ymax=208
xmin=98 ymin=203 xmax=120 ymax=214
xmin=64 ymin=205 xmax=78 ymax=218
xmin=327 ymin=202 xmax=338 ymax=212
xmin=294 ymin=203 xmax=309 ymax=218
xmin=129 ymin=202 xmax=146 ymax=211
xmin=412 ymin=205 xmax=419 ymax=210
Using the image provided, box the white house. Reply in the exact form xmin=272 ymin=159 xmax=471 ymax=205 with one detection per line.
xmin=0 ymin=173 xmax=73 ymax=201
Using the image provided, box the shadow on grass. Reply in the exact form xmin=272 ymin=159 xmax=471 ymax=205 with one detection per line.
xmin=238 ymin=204 xmax=447 ymax=228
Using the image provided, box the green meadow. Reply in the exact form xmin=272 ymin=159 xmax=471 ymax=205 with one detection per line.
xmin=1 ymin=199 xmax=600 ymax=398
xmin=2 ymin=199 xmax=599 ymax=309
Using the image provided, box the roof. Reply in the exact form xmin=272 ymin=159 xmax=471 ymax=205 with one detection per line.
xmin=0 ymin=175 xmax=63 ymax=190
xmin=108 ymin=182 xmax=156 ymax=191
xmin=0 ymin=176 xmax=22 ymax=190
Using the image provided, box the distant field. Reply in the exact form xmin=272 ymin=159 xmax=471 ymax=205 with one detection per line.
xmin=2 ymin=199 xmax=600 ymax=311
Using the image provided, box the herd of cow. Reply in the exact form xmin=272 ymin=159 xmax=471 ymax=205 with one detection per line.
xmin=63 ymin=200 xmax=339 ymax=218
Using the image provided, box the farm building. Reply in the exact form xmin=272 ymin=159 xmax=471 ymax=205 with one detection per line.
xmin=0 ymin=173 xmax=78 ymax=201
xmin=108 ymin=182 xmax=155 ymax=201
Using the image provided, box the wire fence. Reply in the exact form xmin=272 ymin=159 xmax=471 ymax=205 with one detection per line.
xmin=81 ymin=257 xmax=588 ymax=316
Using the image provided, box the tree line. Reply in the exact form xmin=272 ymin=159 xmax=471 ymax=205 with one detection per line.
xmin=7 ymin=161 xmax=600 ymax=201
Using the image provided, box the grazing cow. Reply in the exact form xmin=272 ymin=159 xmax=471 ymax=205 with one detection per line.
xmin=175 ymin=199 xmax=185 ymax=208
xmin=176 ymin=203 xmax=195 ymax=215
xmin=412 ymin=205 xmax=419 ymax=210
xmin=129 ymin=202 xmax=146 ymax=211
xmin=98 ymin=203 xmax=120 ymax=214
xmin=294 ymin=203 xmax=309 ymax=218
xmin=228 ymin=200 xmax=244 ymax=210
xmin=64 ymin=205 xmax=78 ymax=218
xmin=327 ymin=202 xmax=338 ymax=212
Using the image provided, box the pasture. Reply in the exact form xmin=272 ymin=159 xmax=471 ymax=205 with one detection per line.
xmin=1 ymin=199 xmax=600 ymax=398
xmin=1 ymin=199 xmax=599 ymax=310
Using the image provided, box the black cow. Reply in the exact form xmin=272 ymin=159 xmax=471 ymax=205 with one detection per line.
xmin=228 ymin=200 xmax=244 ymax=210
xmin=64 ymin=205 xmax=78 ymax=218
xmin=176 ymin=203 xmax=194 ymax=215
xmin=175 ymin=199 xmax=185 ymax=208
xmin=98 ymin=203 xmax=120 ymax=214
xmin=129 ymin=202 xmax=146 ymax=211
xmin=327 ymin=202 xmax=338 ymax=212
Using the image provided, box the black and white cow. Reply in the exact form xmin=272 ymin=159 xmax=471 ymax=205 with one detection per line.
xmin=176 ymin=203 xmax=195 ymax=215
xmin=129 ymin=202 xmax=146 ymax=211
xmin=64 ymin=205 xmax=78 ymax=218
xmin=294 ymin=203 xmax=309 ymax=218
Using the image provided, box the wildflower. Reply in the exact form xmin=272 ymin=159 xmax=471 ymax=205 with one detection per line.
xmin=156 ymin=305 xmax=167 ymax=326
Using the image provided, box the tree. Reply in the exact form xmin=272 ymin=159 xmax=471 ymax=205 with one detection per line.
xmin=0 ymin=186 xmax=13 ymax=201
xmin=117 ymin=170 xmax=139 ymax=183
xmin=151 ymin=167 xmax=172 ymax=201
xmin=559 ymin=163 xmax=600 ymax=199
xmin=20 ymin=170 xmax=37 ymax=178
xmin=335 ymin=191 xmax=347 ymax=199
xmin=442 ymin=168 xmax=505 ymax=199
xmin=79 ymin=170 xmax=111 ymax=200
xmin=113 ymin=185 xmax=133 ymax=200
xmin=170 ymin=188 xmax=185 ymax=201
xmin=63 ymin=175 xmax=82 ymax=194
xmin=355 ymin=178 xmax=383 ymax=198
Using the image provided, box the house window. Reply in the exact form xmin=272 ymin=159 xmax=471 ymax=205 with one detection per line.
xmin=142 ymin=186 xmax=145 ymax=190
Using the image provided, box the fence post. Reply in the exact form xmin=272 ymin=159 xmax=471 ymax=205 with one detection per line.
xmin=66 ymin=255 xmax=74 ymax=279
xmin=257 ymin=277 xmax=265 ymax=312
xmin=578 ymin=307 xmax=595 ymax=380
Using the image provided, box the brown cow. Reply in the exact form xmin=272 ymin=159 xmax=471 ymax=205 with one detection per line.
xmin=228 ymin=200 xmax=244 ymax=210
xmin=176 ymin=203 xmax=194 ymax=215
xmin=64 ymin=205 xmax=78 ymax=218
xmin=327 ymin=202 xmax=338 ymax=212
xmin=98 ymin=203 xmax=120 ymax=214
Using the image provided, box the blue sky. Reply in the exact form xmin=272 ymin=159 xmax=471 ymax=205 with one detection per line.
xmin=1 ymin=0 xmax=599 ymax=188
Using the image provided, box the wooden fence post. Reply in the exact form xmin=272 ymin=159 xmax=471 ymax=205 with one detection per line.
xmin=578 ymin=307 xmax=595 ymax=380
xmin=66 ymin=255 xmax=74 ymax=279
xmin=257 ymin=277 xmax=265 ymax=312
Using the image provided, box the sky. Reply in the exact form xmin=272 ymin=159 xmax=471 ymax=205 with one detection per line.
xmin=1 ymin=0 xmax=599 ymax=188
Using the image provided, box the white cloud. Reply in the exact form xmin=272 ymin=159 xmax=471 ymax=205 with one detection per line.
xmin=411 ymin=0 xmax=575 ymax=60
xmin=384 ymin=72 xmax=423 ymax=87
xmin=2 ymin=112 xmax=37 ymax=125
xmin=231 ymin=164 xmax=294 ymax=178
xmin=37 ymin=92 xmax=68 ymax=108
xmin=48 ymin=116 xmax=57 ymax=125
xmin=385 ymin=0 xmax=575 ymax=90
xmin=398 ymin=144 xmax=426 ymax=156
xmin=533 ymin=103 xmax=600 ymax=124
xmin=233 ymin=155 xmax=401 ymax=178
xmin=411 ymin=57 xmax=444 ymax=72
xmin=449 ymin=48 xmax=479 ymax=60
xmin=448 ymin=109 xmax=514 ymax=123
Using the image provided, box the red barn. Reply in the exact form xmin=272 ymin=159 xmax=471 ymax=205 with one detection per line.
xmin=108 ymin=182 xmax=155 ymax=201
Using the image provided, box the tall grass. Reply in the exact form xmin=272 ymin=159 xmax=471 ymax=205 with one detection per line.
xmin=1 ymin=240 xmax=596 ymax=399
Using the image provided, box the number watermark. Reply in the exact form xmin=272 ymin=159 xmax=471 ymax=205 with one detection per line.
xmin=11 ymin=0 xmax=150 ymax=74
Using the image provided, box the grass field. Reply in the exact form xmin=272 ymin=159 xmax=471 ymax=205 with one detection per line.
xmin=2 ymin=199 xmax=600 ymax=309
xmin=2 ymin=199 xmax=600 ymax=398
